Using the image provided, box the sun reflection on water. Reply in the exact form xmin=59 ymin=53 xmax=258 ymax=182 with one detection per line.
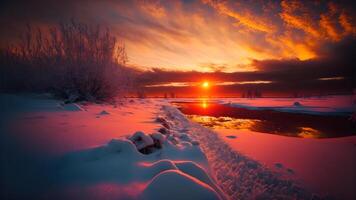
xmin=201 ymin=100 xmax=208 ymax=109
xmin=188 ymin=115 xmax=260 ymax=130
xmin=175 ymin=102 xmax=350 ymax=138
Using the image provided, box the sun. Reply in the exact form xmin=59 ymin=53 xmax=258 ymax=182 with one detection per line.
xmin=202 ymin=81 xmax=209 ymax=89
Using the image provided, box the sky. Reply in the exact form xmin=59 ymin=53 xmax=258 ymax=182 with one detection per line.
xmin=0 ymin=0 xmax=355 ymax=96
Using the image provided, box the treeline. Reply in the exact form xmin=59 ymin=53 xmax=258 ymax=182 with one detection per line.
xmin=0 ymin=20 xmax=136 ymax=102
xmin=241 ymin=89 xmax=263 ymax=98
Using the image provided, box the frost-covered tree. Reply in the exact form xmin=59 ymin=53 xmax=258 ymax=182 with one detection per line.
xmin=0 ymin=20 xmax=133 ymax=102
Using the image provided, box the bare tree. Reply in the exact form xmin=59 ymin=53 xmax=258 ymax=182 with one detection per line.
xmin=0 ymin=20 xmax=133 ymax=102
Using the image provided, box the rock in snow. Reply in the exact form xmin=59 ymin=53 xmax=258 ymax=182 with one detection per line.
xmin=98 ymin=110 xmax=110 ymax=115
xmin=129 ymin=131 xmax=154 ymax=151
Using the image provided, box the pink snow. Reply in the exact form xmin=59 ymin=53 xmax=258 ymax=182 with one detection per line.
xmin=218 ymin=128 xmax=356 ymax=199
xmin=7 ymin=99 xmax=161 ymax=155
xmin=1 ymin=95 xmax=224 ymax=200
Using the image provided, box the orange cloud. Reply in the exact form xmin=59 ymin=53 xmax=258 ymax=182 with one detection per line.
xmin=138 ymin=0 xmax=166 ymax=18
xmin=339 ymin=12 xmax=356 ymax=36
xmin=202 ymin=0 xmax=275 ymax=33
xmin=279 ymin=0 xmax=320 ymax=38
xmin=320 ymin=13 xmax=341 ymax=42
xmin=1 ymin=0 xmax=355 ymax=72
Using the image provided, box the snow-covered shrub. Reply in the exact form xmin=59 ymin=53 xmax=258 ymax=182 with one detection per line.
xmin=0 ymin=20 xmax=135 ymax=101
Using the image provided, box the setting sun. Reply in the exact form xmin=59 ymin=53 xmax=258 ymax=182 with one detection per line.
xmin=202 ymin=81 xmax=210 ymax=89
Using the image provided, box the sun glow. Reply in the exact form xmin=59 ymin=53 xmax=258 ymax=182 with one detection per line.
xmin=202 ymin=81 xmax=210 ymax=89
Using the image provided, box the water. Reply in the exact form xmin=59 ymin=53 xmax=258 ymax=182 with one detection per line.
xmin=173 ymin=101 xmax=356 ymax=138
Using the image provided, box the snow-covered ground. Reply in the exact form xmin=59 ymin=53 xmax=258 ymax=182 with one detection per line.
xmin=0 ymin=94 xmax=224 ymax=200
xmin=169 ymin=95 xmax=356 ymax=199
xmin=216 ymin=128 xmax=356 ymax=199
xmin=163 ymin=105 xmax=321 ymax=199
xmin=1 ymin=94 xmax=355 ymax=199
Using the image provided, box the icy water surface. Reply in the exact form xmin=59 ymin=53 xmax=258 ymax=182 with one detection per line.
xmin=173 ymin=101 xmax=356 ymax=138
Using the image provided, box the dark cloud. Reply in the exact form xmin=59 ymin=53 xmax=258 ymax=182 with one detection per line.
xmin=138 ymin=37 xmax=355 ymax=96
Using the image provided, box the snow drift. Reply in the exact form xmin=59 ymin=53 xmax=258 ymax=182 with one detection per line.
xmin=57 ymin=126 xmax=225 ymax=199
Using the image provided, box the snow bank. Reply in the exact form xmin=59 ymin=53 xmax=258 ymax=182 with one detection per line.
xmin=57 ymin=124 xmax=225 ymax=199
xmin=141 ymin=170 xmax=220 ymax=200
xmin=162 ymin=105 xmax=319 ymax=200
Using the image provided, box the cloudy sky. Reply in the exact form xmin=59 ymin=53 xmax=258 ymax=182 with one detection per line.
xmin=1 ymin=0 xmax=355 ymax=96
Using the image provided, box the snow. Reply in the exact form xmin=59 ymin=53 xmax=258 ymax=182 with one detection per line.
xmin=0 ymin=94 xmax=224 ymax=200
xmin=0 ymin=95 xmax=161 ymax=155
xmin=140 ymin=170 xmax=220 ymax=200
xmin=162 ymin=105 xmax=318 ymax=199
xmin=1 ymin=94 xmax=355 ymax=200
xmin=129 ymin=131 xmax=154 ymax=151
xmin=168 ymin=96 xmax=356 ymax=199
xmin=56 ymin=129 xmax=225 ymax=199
xmin=151 ymin=132 xmax=166 ymax=144
xmin=217 ymin=128 xmax=356 ymax=199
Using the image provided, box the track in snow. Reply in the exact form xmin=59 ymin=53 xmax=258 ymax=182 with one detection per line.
xmin=162 ymin=105 xmax=322 ymax=200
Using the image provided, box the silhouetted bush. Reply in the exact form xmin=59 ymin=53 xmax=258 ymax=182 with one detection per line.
xmin=0 ymin=20 xmax=133 ymax=102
